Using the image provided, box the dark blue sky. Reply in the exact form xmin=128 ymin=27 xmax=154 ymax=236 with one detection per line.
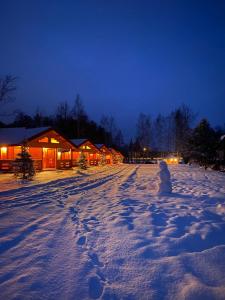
xmin=1 ymin=0 xmax=225 ymax=139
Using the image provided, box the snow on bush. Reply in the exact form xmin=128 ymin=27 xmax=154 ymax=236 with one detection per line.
xmin=157 ymin=160 xmax=172 ymax=195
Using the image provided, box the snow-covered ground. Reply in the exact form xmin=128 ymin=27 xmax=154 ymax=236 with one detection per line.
xmin=0 ymin=165 xmax=225 ymax=300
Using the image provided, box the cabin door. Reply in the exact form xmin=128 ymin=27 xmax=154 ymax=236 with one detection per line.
xmin=43 ymin=148 xmax=56 ymax=169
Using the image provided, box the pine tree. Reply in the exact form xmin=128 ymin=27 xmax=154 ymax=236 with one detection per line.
xmin=99 ymin=153 xmax=106 ymax=166
xmin=78 ymin=151 xmax=88 ymax=170
xmin=188 ymin=119 xmax=217 ymax=167
xmin=14 ymin=145 xmax=35 ymax=180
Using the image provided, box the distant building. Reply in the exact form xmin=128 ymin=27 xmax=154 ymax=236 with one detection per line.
xmin=95 ymin=144 xmax=113 ymax=164
xmin=70 ymin=139 xmax=101 ymax=166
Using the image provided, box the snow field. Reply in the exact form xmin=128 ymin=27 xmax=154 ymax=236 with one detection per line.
xmin=0 ymin=165 xmax=225 ymax=299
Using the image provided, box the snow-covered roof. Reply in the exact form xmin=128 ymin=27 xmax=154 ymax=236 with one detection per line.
xmin=70 ymin=139 xmax=88 ymax=146
xmin=95 ymin=144 xmax=104 ymax=149
xmin=0 ymin=127 xmax=50 ymax=145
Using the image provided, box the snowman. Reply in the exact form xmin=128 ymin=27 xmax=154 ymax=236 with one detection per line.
xmin=157 ymin=161 xmax=172 ymax=195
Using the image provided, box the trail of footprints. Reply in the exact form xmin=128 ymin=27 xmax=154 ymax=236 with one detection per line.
xmin=68 ymin=203 xmax=108 ymax=299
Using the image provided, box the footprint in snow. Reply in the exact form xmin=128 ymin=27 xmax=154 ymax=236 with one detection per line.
xmin=88 ymin=276 xmax=104 ymax=299
xmin=77 ymin=236 xmax=86 ymax=246
xmin=151 ymin=212 xmax=167 ymax=226
xmin=56 ymin=199 xmax=64 ymax=208
xmin=88 ymin=252 xmax=104 ymax=267
xmin=69 ymin=207 xmax=78 ymax=222
xmin=82 ymin=216 xmax=99 ymax=232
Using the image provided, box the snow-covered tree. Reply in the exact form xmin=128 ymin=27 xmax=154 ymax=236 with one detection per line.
xmin=99 ymin=153 xmax=106 ymax=166
xmin=79 ymin=151 xmax=88 ymax=170
xmin=14 ymin=145 xmax=35 ymax=180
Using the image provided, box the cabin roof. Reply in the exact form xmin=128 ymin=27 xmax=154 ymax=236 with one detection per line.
xmin=109 ymin=148 xmax=124 ymax=157
xmin=70 ymin=139 xmax=88 ymax=146
xmin=95 ymin=144 xmax=104 ymax=149
xmin=95 ymin=144 xmax=112 ymax=153
xmin=70 ymin=139 xmax=101 ymax=152
xmin=0 ymin=127 xmax=51 ymax=145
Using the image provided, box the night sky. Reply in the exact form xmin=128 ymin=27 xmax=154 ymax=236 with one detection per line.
xmin=1 ymin=0 xmax=225 ymax=139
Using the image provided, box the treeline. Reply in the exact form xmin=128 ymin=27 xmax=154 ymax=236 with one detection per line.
xmin=1 ymin=75 xmax=224 ymax=167
xmin=130 ymin=104 xmax=225 ymax=168
xmin=0 ymin=94 xmax=125 ymax=150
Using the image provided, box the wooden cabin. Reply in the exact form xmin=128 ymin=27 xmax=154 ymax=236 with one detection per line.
xmin=109 ymin=148 xmax=124 ymax=164
xmin=0 ymin=127 xmax=77 ymax=171
xmin=70 ymin=139 xmax=101 ymax=166
xmin=95 ymin=144 xmax=113 ymax=164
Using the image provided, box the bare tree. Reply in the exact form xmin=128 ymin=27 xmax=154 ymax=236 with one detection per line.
xmin=56 ymin=101 xmax=70 ymax=121
xmin=0 ymin=75 xmax=17 ymax=103
xmin=71 ymin=94 xmax=87 ymax=137
xmin=173 ymin=104 xmax=195 ymax=154
xmin=136 ymin=113 xmax=151 ymax=149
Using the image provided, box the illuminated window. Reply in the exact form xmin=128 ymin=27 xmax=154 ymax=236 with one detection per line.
xmin=61 ymin=151 xmax=71 ymax=160
xmin=72 ymin=152 xmax=79 ymax=160
xmin=51 ymin=138 xmax=59 ymax=144
xmin=38 ymin=137 xmax=48 ymax=143
xmin=29 ymin=147 xmax=42 ymax=160
xmin=81 ymin=145 xmax=91 ymax=150
xmin=0 ymin=147 xmax=8 ymax=159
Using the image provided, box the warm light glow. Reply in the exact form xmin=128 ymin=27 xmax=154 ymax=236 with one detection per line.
xmin=1 ymin=147 xmax=7 ymax=154
xmin=82 ymin=145 xmax=91 ymax=150
xmin=0 ymin=147 xmax=8 ymax=159
xmin=57 ymin=151 xmax=61 ymax=160
xmin=39 ymin=137 xmax=48 ymax=143
xmin=51 ymin=138 xmax=59 ymax=144
xmin=143 ymin=147 xmax=147 ymax=152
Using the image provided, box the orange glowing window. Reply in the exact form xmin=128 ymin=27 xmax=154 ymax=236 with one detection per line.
xmin=7 ymin=146 xmax=14 ymax=160
xmin=51 ymin=138 xmax=59 ymax=144
xmin=61 ymin=151 xmax=71 ymax=160
xmin=38 ymin=137 xmax=48 ymax=143
xmin=29 ymin=147 xmax=42 ymax=160
xmin=72 ymin=152 xmax=79 ymax=160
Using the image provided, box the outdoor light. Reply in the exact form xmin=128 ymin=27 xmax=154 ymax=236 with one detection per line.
xmin=1 ymin=147 xmax=7 ymax=154
xmin=57 ymin=151 xmax=61 ymax=160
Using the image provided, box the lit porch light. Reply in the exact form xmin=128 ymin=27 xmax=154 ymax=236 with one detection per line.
xmin=1 ymin=147 xmax=7 ymax=154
